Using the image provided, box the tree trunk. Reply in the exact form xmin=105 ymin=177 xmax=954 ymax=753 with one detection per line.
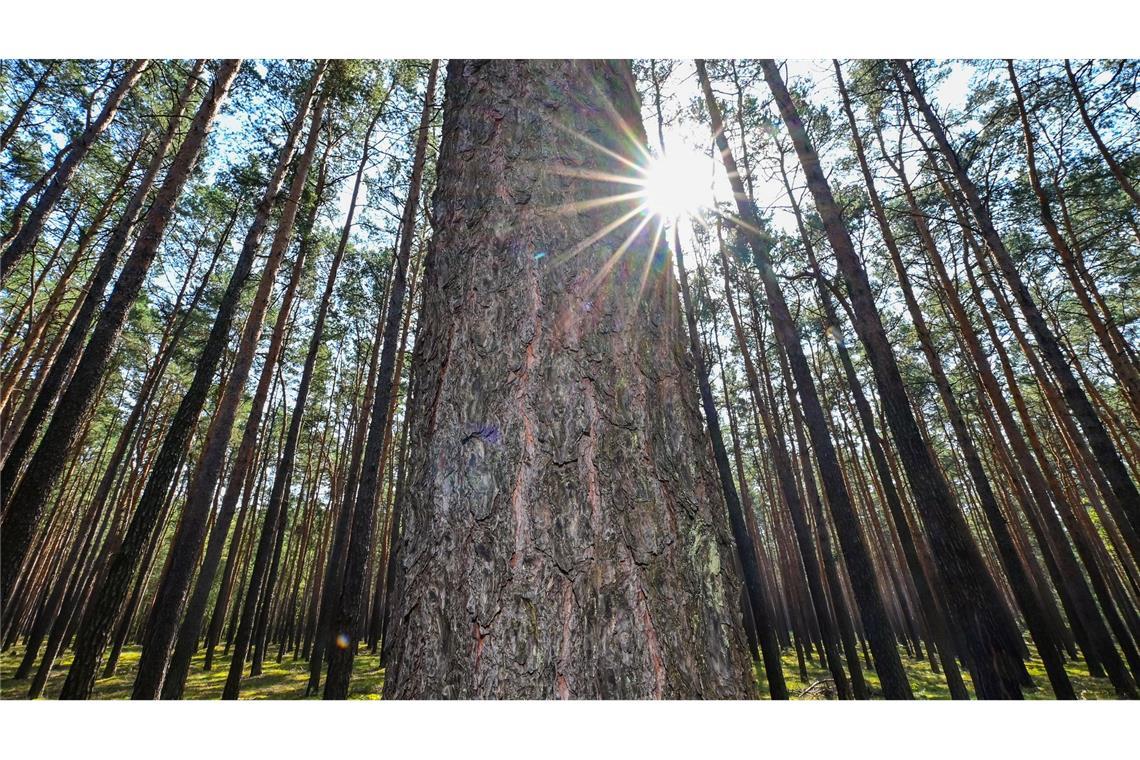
xmin=1 ymin=60 xmax=149 ymax=278
xmin=132 ymin=63 xmax=328 ymax=700
xmin=322 ymin=59 xmax=440 ymax=700
xmin=764 ymin=59 xmax=1023 ymax=698
xmin=894 ymin=59 xmax=1140 ymax=567
xmin=699 ymin=59 xmax=912 ymax=699
xmin=382 ymin=60 xmax=754 ymax=700
xmin=1 ymin=60 xmax=236 ymax=608
xmin=1063 ymin=59 xmax=1140 ymax=210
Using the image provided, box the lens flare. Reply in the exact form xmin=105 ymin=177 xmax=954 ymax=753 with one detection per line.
xmin=641 ymin=150 xmax=710 ymax=220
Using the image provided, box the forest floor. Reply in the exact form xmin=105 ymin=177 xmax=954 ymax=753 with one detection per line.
xmin=1 ymin=645 xmax=385 ymax=700
xmin=758 ymin=641 xmax=1120 ymax=699
xmin=2 ymin=641 xmax=1119 ymax=699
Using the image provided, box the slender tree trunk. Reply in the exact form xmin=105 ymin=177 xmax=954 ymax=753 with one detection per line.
xmin=0 ymin=61 xmax=56 ymax=152
xmin=1063 ymin=59 xmax=1140 ymax=210
xmin=648 ymin=62 xmax=787 ymax=700
xmin=699 ymin=59 xmax=912 ymax=699
xmin=323 ymin=59 xmax=440 ymax=700
xmin=132 ymin=65 xmax=328 ymax=700
xmin=1 ymin=60 xmax=205 ymax=495
xmin=0 ymin=60 xmax=234 ymax=608
xmin=895 ymin=59 xmax=1140 ymax=563
xmin=1 ymin=60 xmax=149 ymax=278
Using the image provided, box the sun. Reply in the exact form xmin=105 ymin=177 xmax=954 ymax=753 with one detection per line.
xmin=640 ymin=149 xmax=710 ymax=220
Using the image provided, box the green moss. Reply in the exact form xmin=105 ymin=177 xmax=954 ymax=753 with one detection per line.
xmin=3 ymin=637 xmax=1120 ymax=699
xmin=1 ymin=645 xmax=385 ymax=700
xmin=753 ymin=640 xmax=1120 ymax=700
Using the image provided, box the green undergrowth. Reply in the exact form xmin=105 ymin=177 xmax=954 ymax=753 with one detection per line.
xmin=755 ymin=640 xmax=1120 ymax=700
xmin=3 ymin=639 xmax=1120 ymax=699
xmin=1 ymin=645 xmax=385 ymax=700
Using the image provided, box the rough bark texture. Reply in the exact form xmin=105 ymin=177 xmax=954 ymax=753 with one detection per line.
xmin=382 ymin=59 xmax=754 ymax=699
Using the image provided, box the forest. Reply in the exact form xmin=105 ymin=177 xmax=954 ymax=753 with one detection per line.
xmin=1 ymin=57 xmax=1138 ymax=701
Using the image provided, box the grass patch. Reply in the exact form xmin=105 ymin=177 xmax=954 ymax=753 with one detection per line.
xmin=755 ymin=640 xmax=1120 ymax=699
xmin=4 ymin=637 xmax=1119 ymax=699
xmin=1 ymin=645 xmax=384 ymax=700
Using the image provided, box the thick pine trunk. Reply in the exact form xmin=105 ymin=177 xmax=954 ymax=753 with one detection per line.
xmin=382 ymin=60 xmax=754 ymax=699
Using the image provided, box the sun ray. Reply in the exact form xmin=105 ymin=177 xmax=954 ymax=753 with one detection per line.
xmin=547 ymin=203 xmax=649 ymax=269
xmin=585 ymin=211 xmax=655 ymax=298
xmin=633 ymin=215 xmax=668 ymax=309
xmin=536 ymin=107 xmax=647 ymax=176
xmin=540 ymin=164 xmax=649 ymax=186
xmin=539 ymin=189 xmax=649 ymax=218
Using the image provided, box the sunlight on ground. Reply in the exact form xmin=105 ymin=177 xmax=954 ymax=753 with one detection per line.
xmin=1 ymin=645 xmax=384 ymax=700
xmin=2 ymin=638 xmax=1119 ymax=699
xmin=754 ymin=641 xmax=1120 ymax=700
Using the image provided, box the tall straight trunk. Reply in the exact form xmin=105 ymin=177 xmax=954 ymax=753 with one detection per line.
xmin=1063 ymin=59 xmax=1140 ymax=210
xmin=52 ymin=61 xmax=323 ymax=703
xmin=162 ymin=124 xmax=364 ymax=699
xmin=834 ymin=61 xmax=1069 ymax=698
xmin=698 ymin=60 xmax=912 ymax=699
xmin=0 ymin=61 xmax=56 ymax=152
xmin=306 ymin=299 xmax=386 ymax=695
xmin=671 ymin=226 xmax=787 ymax=697
xmin=647 ymin=62 xmax=787 ymax=700
xmin=0 ymin=60 xmax=235 ymax=607
xmin=716 ymin=226 xmax=852 ymax=696
xmin=383 ymin=60 xmax=754 ymax=699
xmin=365 ymin=253 xmax=419 ymax=655
xmin=1 ymin=60 xmax=204 ymax=500
xmin=323 ymin=59 xmax=440 ymax=701
xmin=11 ymin=214 xmax=220 ymax=692
xmin=778 ymin=149 xmax=968 ymax=697
xmin=1 ymin=59 xmax=149 ymax=278
xmin=204 ymin=417 xmax=275 ymax=670
xmin=1006 ymin=61 xmax=1140 ymax=429
xmin=132 ymin=66 xmax=328 ymax=700
xmin=377 ymin=379 xmax=414 ymax=659
xmin=763 ymin=58 xmax=1023 ymax=698
xmin=894 ymin=59 xmax=1140 ymax=561
xmin=0 ymin=141 xmax=140 ymax=413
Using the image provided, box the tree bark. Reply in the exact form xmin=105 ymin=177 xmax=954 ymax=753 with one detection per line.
xmin=382 ymin=60 xmax=754 ymax=699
